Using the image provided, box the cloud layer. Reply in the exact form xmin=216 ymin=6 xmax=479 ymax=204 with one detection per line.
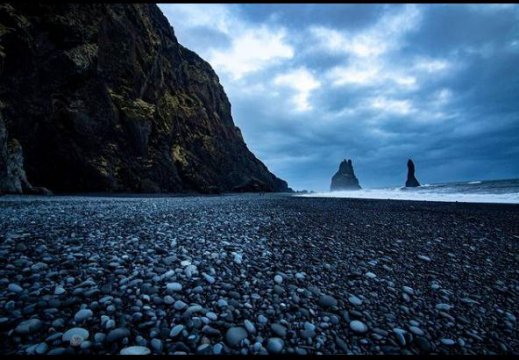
xmin=159 ymin=4 xmax=519 ymax=191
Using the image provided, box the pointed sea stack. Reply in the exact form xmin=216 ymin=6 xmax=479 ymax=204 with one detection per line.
xmin=405 ymin=159 xmax=420 ymax=187
xmin=330 ymin=159 xmax=361 ymax=191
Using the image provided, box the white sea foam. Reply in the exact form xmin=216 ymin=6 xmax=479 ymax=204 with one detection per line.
xmin=299 ymin=189 xmax=519 ymax=204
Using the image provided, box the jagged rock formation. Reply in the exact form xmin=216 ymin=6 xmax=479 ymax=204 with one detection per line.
xmin=405 ymin=159 xmax=420 ymax=187
xmin=330 ymin=159 xmax=361 ymax=191
xmin=0 ymin=114 xmax=51 ymax=195
xmin=0 ymin=3 xmax=289 ymax=194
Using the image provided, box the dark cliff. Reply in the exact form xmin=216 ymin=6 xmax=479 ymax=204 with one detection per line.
xmin=330 ymin=159 xmax=361 ymax=191
xmin=405 ymin=159 xmax=420 ymax=187
xmin=0 ymin=3 xmax=289 ymax=194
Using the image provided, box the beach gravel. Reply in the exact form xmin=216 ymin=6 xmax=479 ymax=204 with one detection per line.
xmin=0 ymin=193 xmax=517 ymax=355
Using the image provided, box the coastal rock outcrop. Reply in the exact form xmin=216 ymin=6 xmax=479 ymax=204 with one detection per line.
xmin=330 ymin=159 xmax=361 ymax=191
xmin=405 ymin=159 xmax=420 ymax=187
xmin=0 ymin=3 xmax=289 ymax=194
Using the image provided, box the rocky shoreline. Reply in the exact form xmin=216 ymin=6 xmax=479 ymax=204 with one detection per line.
xmin=0 ymin=194 xmax=518 ymax=355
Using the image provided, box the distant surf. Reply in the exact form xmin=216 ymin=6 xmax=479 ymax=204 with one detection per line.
xmin=300 ymin=178 xmax=519 ymax=204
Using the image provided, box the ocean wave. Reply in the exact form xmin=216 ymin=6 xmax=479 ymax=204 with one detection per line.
xmin=299 ymin=189 xmax=519 ymax=204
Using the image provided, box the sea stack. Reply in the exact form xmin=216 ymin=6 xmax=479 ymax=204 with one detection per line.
xmin=405 ymin=159 xmax=420 ymax=187
xmin=330 ymin=159 xmax=361 ymax=191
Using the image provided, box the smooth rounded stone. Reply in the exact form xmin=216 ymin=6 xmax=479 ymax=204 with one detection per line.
xmin=197 ymin=343 xmax=211 ymax=354
xmin=225 ymin=327 xmax=248 ymax=347
xmin=418 ymin=255 xmax=431 ymax=262
xmin=271 ymin=323 xmax=287 ymax=337
xmin=74 ymin=309 xmax=93 ymax=323
xmin=402 ymin=286 xmax=414 ymax=295
xmin=105 ymin=319 xmax=115 ymax=330
xmin=80 ymin=341 xmax=92 ymax=350
xmin=47 ymin=348 xmax=66 ymax=355
xmin=120 ymin=346 xmax=151 ymax=355
xmin=174 ymin=300 xmax=187 ymax=310
xmin=151 ymin=338 xmax=163 ymax=353
xmin=274 ymin=275 xmax=283 ymax=284
xmin=213 ymin=343 xmax=223 ymax=355
xmin=206 ymin=312 xmax=218 ymax=321
xmin=349 ymin=320 xmax=368 ymax=333
xmin=393 ymin=328 xmax=406 ymax=346
xmin=258 ymin=314 xmax=268 ymax=325
xmin=244 ymin=320 xmax=256 ymax=334
xmin=266 ymin=337 xmax=284 ymax=354
xmin=63 ymin=327 xmax=89 ymax=342
xmin=54 ymin=286 xmax=66 ymax=295
xmin=8 ymin=283 xmax=23 ymax=293
xmin=94 ymin=332 xmax=106 ymax=343
xmin=408 ymin=326 xmax=424 ymax=336
xmin=217 ymin=299 xmax=228 ymax=308
xmin=107 ymin=327 xmax=130 ymax=343
xmin=348 ymin=295 xmax=363 ymax=306
xmin=170 ymin=324 xmax=185 ymax=338
xmin=184 ymin=265 xmax=197 ymax=278
xmin=163 ymin=295 xmax=174 ymax=305
xmin=295 ymin=272 xmax=305 ymax=280
xmin=15 ymin=319 xmax=43 ymax=335
xmin=319 ymin=294 xmax=338 ymax=308
xmin=166 ymin=282 xmax=182 ymax=292
xmin=416 ymin=336 xmax=433 ymax=353
xmin=203 ymin=273 xmax=216 ymax=284
xmin=35 ymin=342 xmax=48 ymax=355
xmin=440 ymin=338 xmax=456 ymax=346
xmin=365 ymin=272 xmax=377 ymax=279
xmin=436 ymin=303 xmax=453 ymax=311
xmin=233 ymin=253 xmax=243 ymax=264
xmin=184 ymin=305 xmax=204 ymax=317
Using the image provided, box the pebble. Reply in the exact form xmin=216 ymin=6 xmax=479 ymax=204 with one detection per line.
xmin=350 ymin=320 xmax=368 ymax=333
xmin=244 ymin=319 xmax=256 ymax=334
xmin=15 ymin=319 xmax=42 ymax=335
xmin=174 ymin=300 xmax=187 ymax=310
xmin=170 ymin=324 xmax=185 ymax=337
xmin=166 ymin=282 xmax=182 ymax=292
xmin=8 ymin=283 xmax=23 ymax=293
xmin=436 ymin=303 xmax=452 ymax=311
xmin=348 ymin=295 xmax=363 ymax=306
xmin=120 ymin=346 xmax=151 ymax=355
xmin=266 ymin=337 xmax=284 ymax=353
xmin=106 ymin=327 xmax=130 ymax=342
xmin=319 ymin=294 xmax=338 ymax=308
xmin=151 ymin=339 xmax=163 ymax=353
xmin=365 ymin=272 xmax=377 ymax=279
xmin=271 ymin=323 xmax=287 ymax=337
xmin=441 ymin=338 xmax=456 ymax=346
xmin=225 ymin=326 xmax=248 ymax=347
xmin=402 ymin=286 xmax=414 ymax=295
xmin=74 ymin=309 xmax=93 ymax=323
xmin=274 ymin=275 xmax=283 ymax=284
xmin=62 ymin=327 xmax=89 ymax=342
xmin=409 ymin=326 xmax=425 ymax=336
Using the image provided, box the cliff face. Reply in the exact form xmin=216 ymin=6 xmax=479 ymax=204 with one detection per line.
xmin=0 ymin=3 xmax=289 ymax=194
xmin=330 ymin=159 xmax=361 ymax=191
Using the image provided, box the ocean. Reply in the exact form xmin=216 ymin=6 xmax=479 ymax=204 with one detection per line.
xmin=300 ymin=178 xmax=519 ymax=204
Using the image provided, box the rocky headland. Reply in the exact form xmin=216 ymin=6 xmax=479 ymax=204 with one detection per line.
xmin=0 ymin=3 xmax=289 ymax=195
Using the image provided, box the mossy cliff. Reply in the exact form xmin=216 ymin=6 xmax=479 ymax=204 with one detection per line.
xmin=0 ymin=3 xmax=289 ymax=194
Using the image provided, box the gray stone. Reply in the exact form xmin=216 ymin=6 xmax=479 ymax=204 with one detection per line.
xmin=349 ymin=320 xmax=368 ymax=333
xmin=15 ymin=319 xmax=43 ymax=335
xmin=74 ymin=309 xmax=93 ymax=323
xmin=107 ymin=327 xmax=130 ymax=342
xmin=319 ymin=294 xmax=338 ymax=308
xmin=120 ymin=346 xmax=151 ymax=355
xmin=63 ymin=327 xmax=89 ymax=342
xmin=225 ymin=327 xmax=248 ymax=347
xmin=266 ymin=337 xmax=284 ymax=354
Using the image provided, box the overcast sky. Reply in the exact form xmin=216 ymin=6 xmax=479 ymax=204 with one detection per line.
xmin=159 ymin=4 xmax=519 ymax=191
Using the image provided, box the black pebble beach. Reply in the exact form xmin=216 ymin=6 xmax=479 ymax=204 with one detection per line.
xmin=0 ymin=194 xmax=518 ymax=355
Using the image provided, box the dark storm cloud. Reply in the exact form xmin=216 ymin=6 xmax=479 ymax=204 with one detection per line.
xmin=159 ymin=4 xmax=519 ymax=191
